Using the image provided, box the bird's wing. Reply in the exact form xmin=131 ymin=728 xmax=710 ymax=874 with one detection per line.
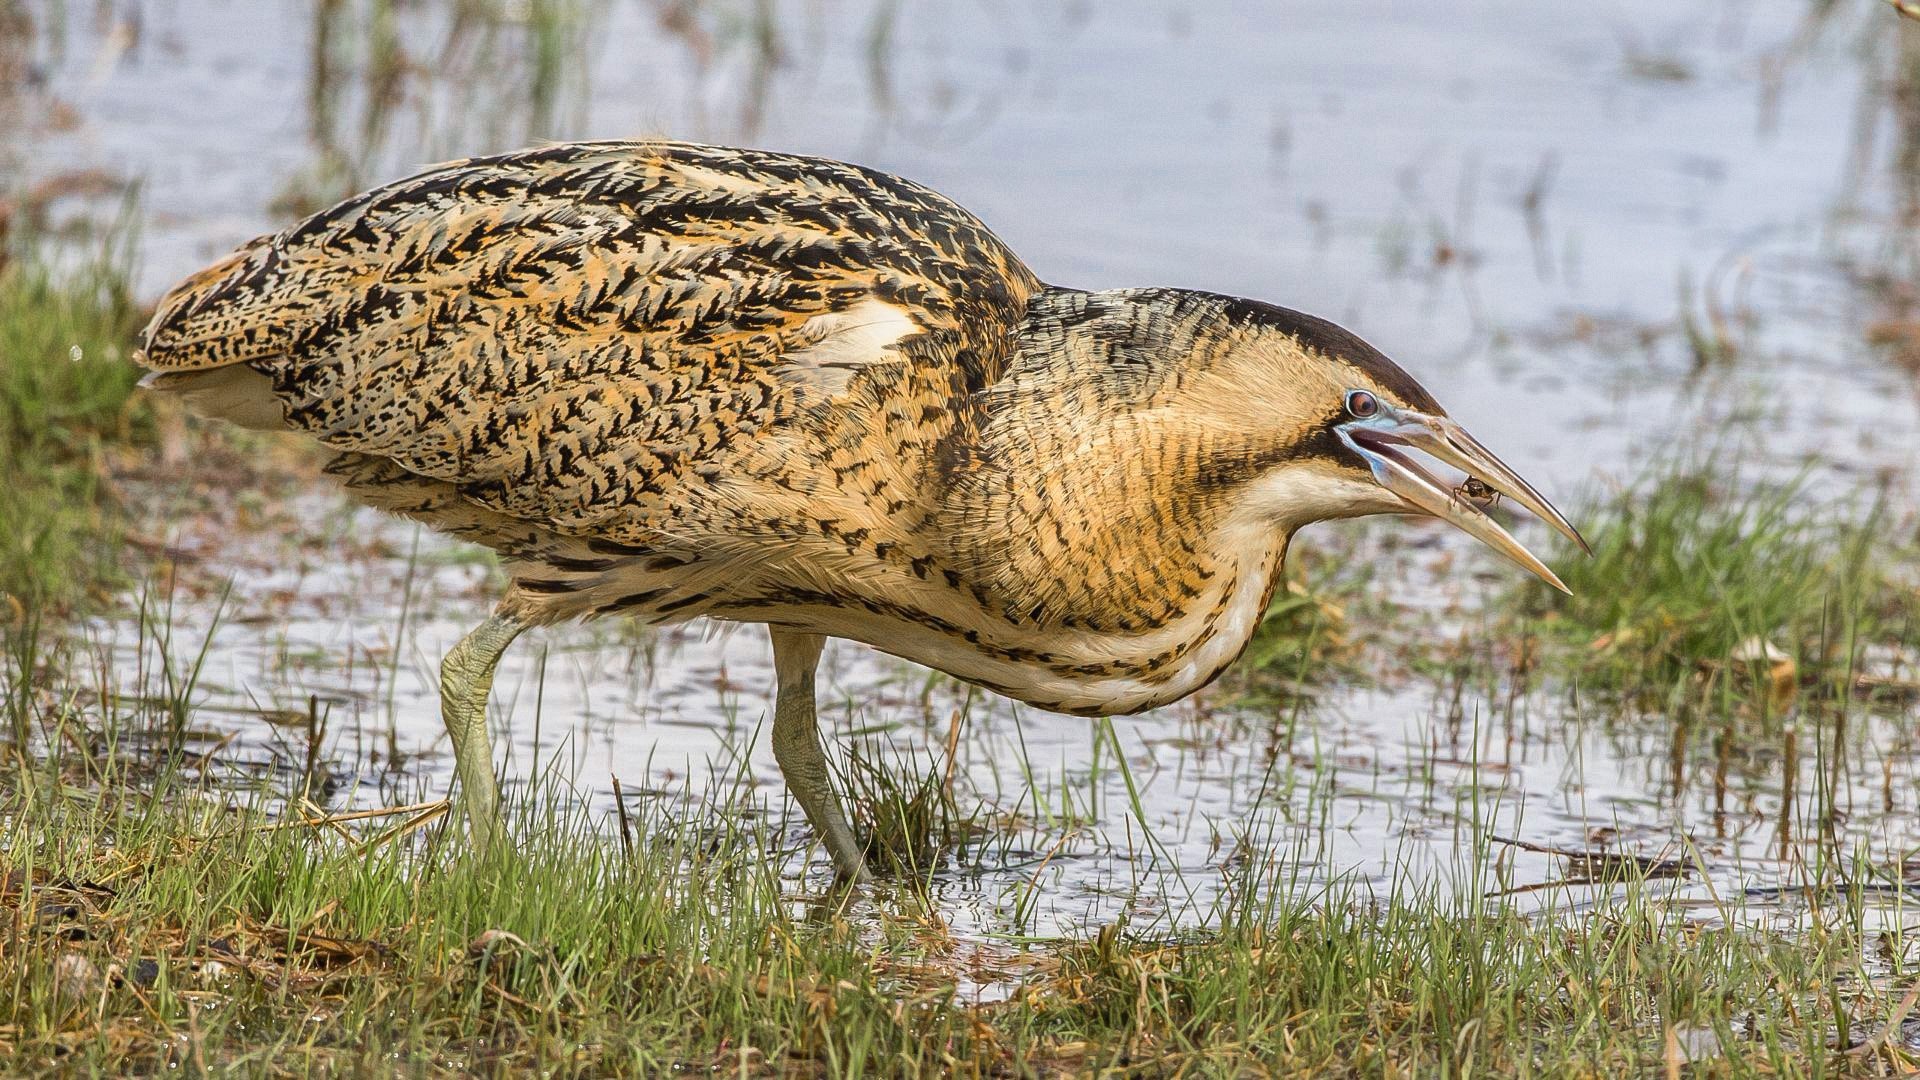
xmin=137 ymin=140 xmax=1041 ymax=536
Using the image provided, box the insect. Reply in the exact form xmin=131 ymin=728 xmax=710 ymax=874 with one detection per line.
xmin=1458 ymin=477 xmax=1500 ymax=509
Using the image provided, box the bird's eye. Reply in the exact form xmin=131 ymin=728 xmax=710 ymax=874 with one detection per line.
xmin=1345 ymin=389 xmax=1379 ymax=419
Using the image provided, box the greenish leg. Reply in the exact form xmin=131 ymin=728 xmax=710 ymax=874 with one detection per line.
xmin=439 ymin=612 xmax=525 ymax=852
xmin=769 ymin=629 xmax=871 ymax=883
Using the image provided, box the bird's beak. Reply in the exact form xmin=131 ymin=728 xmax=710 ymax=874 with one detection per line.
xmin=1337 ymin=406 xmax=1588 ymax=594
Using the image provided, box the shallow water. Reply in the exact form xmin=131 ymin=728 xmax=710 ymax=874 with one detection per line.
xmin=12 ymin=0 xmax=1920 ymax=964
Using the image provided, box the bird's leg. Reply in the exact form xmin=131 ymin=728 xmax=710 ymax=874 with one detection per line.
xmin=439 ymin=612 xmax=525 ymax=852
xmin=768 ymin=629 xmax=871 ymax=883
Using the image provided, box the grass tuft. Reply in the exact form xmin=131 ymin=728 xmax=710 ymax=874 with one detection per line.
xmin=840 ymin=729 xmax=988 ymax=879
xmin=1516 ymin=459 xmax=1917 ymax=706
xmin=0 ymin=228 xmax=146 ymax=612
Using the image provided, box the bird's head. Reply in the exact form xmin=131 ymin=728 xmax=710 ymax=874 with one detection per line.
xmin=1171 ymin=293 xmax=1588 ymax=592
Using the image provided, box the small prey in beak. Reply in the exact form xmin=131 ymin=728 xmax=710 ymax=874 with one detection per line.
xmin=1336 ymin=397 xmax=1588 ymax=593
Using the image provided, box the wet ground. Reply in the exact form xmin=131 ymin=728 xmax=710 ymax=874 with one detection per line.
xmin=11 ymin=0 xmax=1920 ymax=969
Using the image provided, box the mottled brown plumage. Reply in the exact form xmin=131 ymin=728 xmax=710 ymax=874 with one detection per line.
xmin=137 ymin=140 xmax=1580 ymax=878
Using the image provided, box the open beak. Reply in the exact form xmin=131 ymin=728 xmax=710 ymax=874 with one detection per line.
xmin=1337 ymin=406 xmax=1588 ymax=594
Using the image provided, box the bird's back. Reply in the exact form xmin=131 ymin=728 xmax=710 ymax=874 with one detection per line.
xmin=139 ymin=140 xmax=1044 ymax=620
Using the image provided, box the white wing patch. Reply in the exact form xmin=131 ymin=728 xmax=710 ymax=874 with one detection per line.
xmin=775 ymin=298 xmax=922 ymax=395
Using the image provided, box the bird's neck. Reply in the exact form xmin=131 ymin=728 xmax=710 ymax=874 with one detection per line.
xmin=842 ymin=286 xmax=1291 ymax=710
xmin=714 ymin=287 xmax=1309 ymax=715
xmin=930 ymin=287 xmax=1285 ymax=634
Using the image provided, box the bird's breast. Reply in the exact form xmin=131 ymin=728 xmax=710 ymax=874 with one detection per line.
xmin=707 ymin=531 xmax=1289 ymax=716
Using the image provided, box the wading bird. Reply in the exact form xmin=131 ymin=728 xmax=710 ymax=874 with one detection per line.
xmin=136 ymin=141 xmax=1584 ymax=881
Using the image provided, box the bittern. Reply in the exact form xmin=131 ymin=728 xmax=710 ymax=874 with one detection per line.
xmin=136 ymin=141 xmax=1584 ymax=881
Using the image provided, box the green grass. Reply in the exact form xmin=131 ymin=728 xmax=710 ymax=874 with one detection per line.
xmin=1 ymin=733 xmax=1905 ymax=1076
xmin=1515 ymin=459 xmax=1917 ymax=708
xmin=0 ymin=232 xmax=146 ymax=612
